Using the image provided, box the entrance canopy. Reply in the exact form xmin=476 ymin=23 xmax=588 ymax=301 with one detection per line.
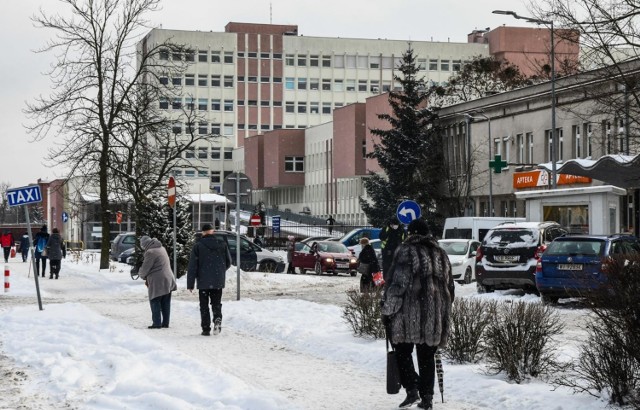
xmin=539 ymin=154 xmax=640 ymax=189
xmin=186 ymin=193 xmax=233 ymax=205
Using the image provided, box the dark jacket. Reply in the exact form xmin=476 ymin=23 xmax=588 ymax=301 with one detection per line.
xmin=380 ymin=225 xmax=406 ymax=279
xmin=45 ymin=233 xmax=64 ymax=261
xmin=358 ymin=244 xmax=379 ymax=274
xmin=138 ymin=237 xmax=177 ymax=300
xmin=381 ymin=234 xmax=454 ymax=347
xmin=20 ymin=235 xmax=30 ymax=253
xmin=187 ymin=234 xmax=232 ymax=290
xmin=33 ymin=231 xmax=50 ymax=257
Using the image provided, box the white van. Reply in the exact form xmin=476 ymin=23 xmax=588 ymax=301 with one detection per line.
xmin=442 ymin=217 xmax=525 ymax=242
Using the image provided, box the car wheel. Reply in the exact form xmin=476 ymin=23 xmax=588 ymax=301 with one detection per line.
xmin=314 ymin=261 xmax=322 ymax=275
xmin=350 ymin=270 xmax=357 ymax=277
xmin=464 ymin=267 xmax=472 ymax=284
xmin=541 ymin=294 xmax=559 ymax=304
xmin=298 ymin=267 xmax=306 ymax=275
xmin=259 ymin=260 xmax=277 ymax=273
xmin=332 ymin=270 xmax=338 ymax=276
xmin=477 ymin=282 xmax=494 ymax=293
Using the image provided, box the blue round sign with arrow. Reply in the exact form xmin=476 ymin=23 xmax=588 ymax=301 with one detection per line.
xmin=396 ymin=200 xmax=422 ymax=225
xmin=61 ymin=211 xmax=69 ymax=223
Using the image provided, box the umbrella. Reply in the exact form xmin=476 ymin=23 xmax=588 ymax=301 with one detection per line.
xmin=435 ymin=350 xmax=444 ymax=403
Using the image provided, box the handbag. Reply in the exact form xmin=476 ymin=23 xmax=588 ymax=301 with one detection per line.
xmin=41 ymin=248 xmax=48 ymax=257
xmin=386 ymin=331 xmax=401 ymax=394
xmin=372 ymin=271 xmax=385 ymax=286
xmin=10 ymin=247 xmax=16 ymax=258
xmin=357 ymin=262 xmax=370 ymax=275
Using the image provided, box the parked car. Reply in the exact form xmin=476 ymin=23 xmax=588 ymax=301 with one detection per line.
xmin=292 ymin=240 xmax=358 ymax=276
xmin=475 ymin=222 xmax=568 ymax=293
xmin=438 ymin=239 xmax=481 ymax=284
xmin=118 ymin=247 xmax=136 ymax=264
xmin=300 ymin=235 xmax=332 ymax=244
xmin=110 ymin=232 xmax=136 ymax=261
xmin=536 ymin=234 xmax=640 ymax=304
xmin=338 ymin=228 xmax=381 ymax=248
xmin=213 ymin=231 xmax=285 ymax=273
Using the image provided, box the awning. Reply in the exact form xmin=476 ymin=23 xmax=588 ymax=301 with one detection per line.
xmin=538 ymin=154 xmax=640 ymax=189
xmin=186 ymin=193 xmax=233 ymax=205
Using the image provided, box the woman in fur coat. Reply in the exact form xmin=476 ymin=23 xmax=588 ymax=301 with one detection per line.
xmin=381 ymin=218 xmax=454 ymax=410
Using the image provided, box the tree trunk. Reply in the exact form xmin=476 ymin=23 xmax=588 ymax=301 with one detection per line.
xmin=99 ymin=138 xmax=111 ymax=270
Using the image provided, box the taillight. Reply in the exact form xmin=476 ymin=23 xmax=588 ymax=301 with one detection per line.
xmin=475 ymin=246 xmax=484 ymax=263
xmin=536 ymin=260 xmax=542 ymax=275
xmin=535 ymin=244 xmax=547 ymax=259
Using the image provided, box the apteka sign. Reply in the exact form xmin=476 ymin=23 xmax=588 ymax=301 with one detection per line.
xmin=6 ymin=185 xmax=43 ymax=207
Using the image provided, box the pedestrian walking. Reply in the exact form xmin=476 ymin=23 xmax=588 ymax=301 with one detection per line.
xmin=45 ymin=228 xmax=65 ymax=279
xmin=286 ymin=235 xmax=296 ymax=274
xmin=33 ymin=226 xmax=50 ymax=277
xmin=187 ymin=224 xmax=232 ymax=336
xmin=20 ymin=232 xmax=29 ymax=262
xmin=379 ymin=217 xmax=406 ymax=281
xmin=357 ymin=237 xmax=379 ymax=292
xmin=326 ymin=215 xmax=335 ymax=235
xmin=1 ymin=230 xmax=15 ymax=263
xmin=381 ymin=218 xmax=454 ymax=410
xmin=138 ymin=235 xmax=177 ymax=329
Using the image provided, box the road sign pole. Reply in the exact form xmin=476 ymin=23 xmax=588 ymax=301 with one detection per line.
xmin=168 ymin=177 xmax=177 ymax=279
xmin=25 ymin=208 xmax=43 ymax=311
xmin=235 ymin=173 xmax=241 ymax=301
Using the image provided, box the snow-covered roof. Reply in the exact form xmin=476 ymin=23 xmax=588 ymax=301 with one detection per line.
xmin=538 ymin=154 xmax=640 ymax=188
xmin=185 ymin=193 xmax=233 ymax=205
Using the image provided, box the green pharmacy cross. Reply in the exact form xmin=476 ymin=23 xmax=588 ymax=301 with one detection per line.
xmin=489 ymin=154 xmax=508 ymax=174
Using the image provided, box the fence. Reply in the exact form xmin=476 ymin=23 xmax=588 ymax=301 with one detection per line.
xmin=245 ymin=223 xmax=376 ymax=251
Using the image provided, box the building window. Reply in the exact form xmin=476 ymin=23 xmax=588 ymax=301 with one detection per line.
xmin=452 ymin=60 xmax=462 ymax=71
xmin=172 ymin=51 xmax=181 ymax=61
xmin=273 ymin=53 xmax=282 ymax=59
xmin=211 ymin=51 xmax=220 ymax=63
xmin=198 ymin=147 xmax=208 ymax=159
xmin=224 ymin=148 xmax=233 ymax=160
xmin=298 ymin=54 xmax=307 ymax=66
xmin=198 ymin=122 xmax=208 ymax=135
xmin=310 ymin=102 xmax=319 ymax=114
xmin=298 ymin=78 xmax=307 ymax=90
xmin=185 ymin=74 xmax=194 ymax=86
xmin=370 ymin=80 xmax=379 ymax=93
xmin=273 ymin=77 xmax=282 ymax=83
xmin=198 ymin=170 xmax=208 ymax=178
xmin=223 ymin=52 xmax=233 ymax=64
xmin=248 ymin=124 xmax=258 ymax=130
xmin=159 ymin=97 xmax=168 ymax=109
xmin=260 ymin=52 xmax=270 ymax=59
xmin=526 ymin=132 xmax=534 ymax=164
xmin=429 ymin=59 xmax=438 ymax=70
xmin=248 ymin=76 xmax=257 ymax=82
xmin=211 ymin=99 xmax=221 ymax=111
xmin=273 ymin=101 xmax=282 ymax=107
xmin=285 ymin=54 xmax=295 ymax=66
xmin=285 ymin=77 xmax=295 ymax=90
xmin=198 ymin=51 xmax=208 ymax=62
xmin=285 ymin=101 xmax=294 ymax=113
xmin=184 ymin=170 xmax=195 ymax=178
xmin=223 ymin=125 xmax=233 ymax=136
xmin=248 ymin=52 xmax=257 ymax=58
xmin=224 ymin=100 xmax=234 ymax=112
xmin=297 ymin=102 xmax=307 ymax=113
xmin=516 ymin=133 xmax=524 ymax=163
xmin=440 ymin=60 xmax=450 ymax=71
xmin=172 ymin=121 xmax=182 ymax=134
xmin=309 ymin=78 xmax=319 ymax=90
xmin=211 ymin=75 xmax=221 ymax=87
xmin=285 ymin=156 xmax=304 ymax=172
xmin=573 ymin=125 xmax=582 ymax=158
xmin=198 ymin=98 xmax=207 ymax=111
xmin=310 ymin=55 xmax=319 ymax=66
xmin=211 ymin=147 xmax=221 ymax=159
xmin=370 ymin=56 xmax=380 ymax=69
xmin=585 ymin=123 xmax=593 ymax=157
xmin=322 ymin=79 xmax=331 ymax=91
xmin=362 ymin=140 xmax=367 ymax=158
xmin=260 ymin=76 xmax=270 ymax=82
xmin=346 ymin=79 xmax=356 ymax=91
xmin=159 ymin=49 xmax=169 ymax=60
xmin=322 ymin=102 xmax=331 ymax=114
xmin=185 ymin=97 xmax=195 ymax=110
xmin=185 ymin=50 xmax=195 ymax=62
xmin=211 ymin=123 xmax=220 ymax=135
xmin=159 ymin=75 xmax=168 ymax=85
xmin=261 ymin=124 xmax=270 ymax=130
xmin=248 ymin=100 xmax=257 ymax=106
xmin=224 ymin=76 xmax=233 ymax=87
xmin=198 ymin=75 xmax=207 ymax=86
xmin=417 ymin=58 xmax=427 ymax=70
xmin=261 ymin=100 xmax=270 ymax=106
xmin=358 ymin=80 xmax=368 ymax=92
xmin=357 ymin=55 xmax=368 ymax=68
xmin=322 ymin=56 xmax=331 ymax=67
xmin=210 ymin=171 xmax=221 ymax=183
xmin=172 ymin=98 xmax=182 ymax=110
xmin=334 ymin=79 xmax=344 ymax=92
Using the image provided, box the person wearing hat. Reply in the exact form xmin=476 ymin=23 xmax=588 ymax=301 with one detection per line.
xmin=187 ymin=224 xmax=232 ymax=336
xmin=286 ymin=235 xmax=296 ymax=274
xmin=45 ymin=228 xmax=65 ymax=279
xmin=33 ymin=225 xmax=50 ymax=277
xmin=381 ymin=218 xmax=454 ymax=410
xmin=379 ymin=217 xmax=406 ymax=281
xmin=357 ymin=237 xmax=379 ymax=292
xmin=138 ymin=235 xmax=177 ymax=329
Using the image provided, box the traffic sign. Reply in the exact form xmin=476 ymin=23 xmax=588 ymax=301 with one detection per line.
xmin=250 ymin=214 xmax=261 ymax=226
xmin=223 ymin=172 xmax=253 ymax=203
xmin=168 ymin=177 xmax=176 ymax=208
xmin=6 ymin=185 xmax=42 ymax=207
xmin=61 ymin=211 xmax=69 ymax=223
xmin=272 ymin=215 xmax=281 ymax=234
xmin=396 ymin=200 xmax=422 ymax=225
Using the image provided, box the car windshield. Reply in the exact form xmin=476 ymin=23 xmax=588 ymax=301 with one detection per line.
xmin=318 ymin=242 xmax=349 ymax=253
xmin=485 ymin=229 xmax=538 ymax=248
xmin=439 ymin=242 xmax=468 ymax=255
xmin=546 ymin=240 xmax=604 ymax=256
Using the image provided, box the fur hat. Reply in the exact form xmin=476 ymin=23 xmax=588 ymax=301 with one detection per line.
xmin=407 ymin=218 xmax=429 ymax=236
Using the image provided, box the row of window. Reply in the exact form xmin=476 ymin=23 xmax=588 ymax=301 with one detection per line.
xmin=285 ymin=54 xmax=467 ymax=72
xmin=284 ymin=101 xmax=344 ymax=115
xmin=160 ymin=98 xmax=235 ymax=111
xmin=170 ymin=122 xmax=234 ymax=136
xmin=284 ymin=77 xmax=398 ymax=93
xmin=172 ymin=169 xmax=234 ymax=182
xmin=159 ymin=49 xmax=285 ymax=64
xmin=160 ymin=74 xmax=235 ymax=87
xmin=160 ymin=97 xmax=351 ymax=115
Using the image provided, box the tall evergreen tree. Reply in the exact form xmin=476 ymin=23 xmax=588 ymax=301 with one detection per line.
xmin=361 ymin=47 xmax=446 ymax=232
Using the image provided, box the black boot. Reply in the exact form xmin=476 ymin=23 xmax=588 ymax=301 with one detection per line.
xmin=417 ymin=395 xmax=433 ymax=409
xmin=399 ymin=389 xmax=420 ymax=408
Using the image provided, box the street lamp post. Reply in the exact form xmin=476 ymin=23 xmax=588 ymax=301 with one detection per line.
xmin=493 ymin=10 xmax=557 ymax=189
xmin=465 ymin=113 xmax=493 ymax=217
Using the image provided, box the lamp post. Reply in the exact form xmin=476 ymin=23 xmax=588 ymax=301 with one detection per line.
xmin=465 ymin=113 xmax=493 ymax=217
xmin=493 ymin=10 xmax=557 ymax=189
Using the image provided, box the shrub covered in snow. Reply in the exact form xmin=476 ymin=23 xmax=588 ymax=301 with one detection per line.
xmin=342 ymin=288 xmax=385 ymax=339
xmin=444 ymin=298 xmax=497 ymax=364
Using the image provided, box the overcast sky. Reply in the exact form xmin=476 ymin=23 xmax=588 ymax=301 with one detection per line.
xmin=0 ymin=0 xmax=531 ymax=188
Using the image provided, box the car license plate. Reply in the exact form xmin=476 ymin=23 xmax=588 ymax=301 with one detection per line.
xmin=337 ymin=263 xmax=348 ymax=269
xmin=558 ymin=264 xmax=583 ymax=270
xmin=494 ymin=255 xmax=519 ymax=262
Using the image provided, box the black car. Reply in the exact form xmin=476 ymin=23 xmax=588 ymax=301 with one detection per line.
xmin=475 ymin=221 xmax=567 ymax=293
xmin=212 ymin=231 xmax=285 ymax=273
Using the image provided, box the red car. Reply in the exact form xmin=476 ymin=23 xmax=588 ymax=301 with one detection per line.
xmin=292 ymin=241 xmax=358 ymax=276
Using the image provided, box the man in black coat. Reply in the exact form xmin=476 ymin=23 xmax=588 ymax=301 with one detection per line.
xmin=379 ymin=217 xmax=406 ymax=281
xmin=187 ymin=224 xmax=232 ymax=336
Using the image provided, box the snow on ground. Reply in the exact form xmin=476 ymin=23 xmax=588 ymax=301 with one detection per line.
xmin=0 ymin=254 xmax=611 ymax=409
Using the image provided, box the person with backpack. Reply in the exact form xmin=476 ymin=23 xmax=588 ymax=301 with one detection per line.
xmin=46 ymin=228 xmax=65 ymax=279
xmin=33 ymin=225 xmax=50 ymax=277
xmin=1 ymin=230 xmax=15 ymax=263
xmin=20 ymin=232 xmax=30 ymax=262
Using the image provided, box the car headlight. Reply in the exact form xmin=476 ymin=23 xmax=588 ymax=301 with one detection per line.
xmin=452 ymin=260 xmax=463 ymax=266
xmin=325 ymin=258 xmax=334 ymax=263
xmin=350 ymin=258 xmax=357 ymax=264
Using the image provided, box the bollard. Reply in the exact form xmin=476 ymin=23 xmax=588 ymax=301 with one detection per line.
xmin=4 ymin=265 xmax=9 ymax=293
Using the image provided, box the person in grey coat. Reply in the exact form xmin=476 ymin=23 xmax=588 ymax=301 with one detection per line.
xmin=381 ymin=218 xmax=454 ymax=410
xmin=187 ymin=224 xmax=232 ymax=336
xmin=45 ymin=228 xmax=65 ymax=279
xmin=138 ymin=236 xmax=178 ymax=329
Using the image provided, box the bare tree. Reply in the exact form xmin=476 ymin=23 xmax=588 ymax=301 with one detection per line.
xmin=25 ymin=0 xmax=194 ymax=268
